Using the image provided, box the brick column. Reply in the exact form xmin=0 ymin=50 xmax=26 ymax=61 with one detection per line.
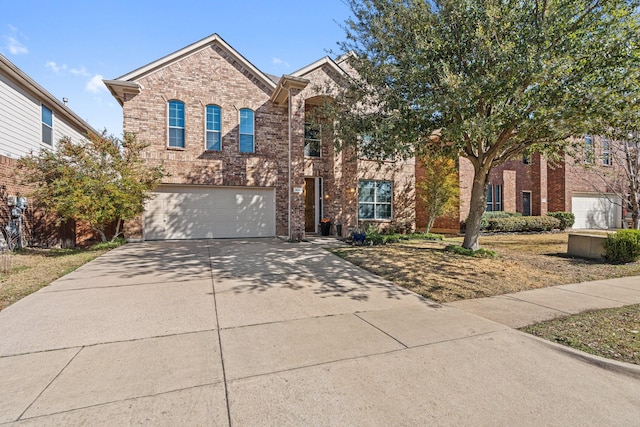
xmin=532 ymin=153 xmax=548 ymax=215
xmin=289 ymin=89 xmax=306 ymax=240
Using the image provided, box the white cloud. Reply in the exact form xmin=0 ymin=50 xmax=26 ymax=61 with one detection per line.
xmin=45 ymin=61 xmax=66 ymax=73
xmin=272 ymin=57 xmax=290 ymax=68
xmin=71 ymin=66 xmax=90 ymax=77
xmin=86 ymin=74 xmax=106 ymax=93
xmin=4 ymin=26 xmax=28 ymax=55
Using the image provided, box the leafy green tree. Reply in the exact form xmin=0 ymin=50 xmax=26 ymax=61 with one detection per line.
xmin=18 ymin=132 xmax=166 ymax=242
xmin=417 ymin=153 xmax=459 ymax=233
xmin=328 ymin=0 xmax=640 ymax=249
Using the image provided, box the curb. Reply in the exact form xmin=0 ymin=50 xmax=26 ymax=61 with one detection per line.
xmin=525 ymin=332 xmax=640 ymax=379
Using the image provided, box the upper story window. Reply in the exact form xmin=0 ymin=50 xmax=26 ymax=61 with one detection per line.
xmin=602 ymin=138 xmax=611 ymax=166
xmin=206 ymin=105 xmax=221 ymax=151
xmin=584 ymin=134 xmax=595 ymax=164
xmin=358 ymin=180 xmax=392 ymax=220
xmin=41 ymin=105 xmax=53 ymax=145
xmin=239 ymin=108 xmax=254 ymax=153
xmin=304 ymin=123 xmax=321 ymax=157
xmin=486 ymin=184 xmax=502 ymax=212
xmin=168 ymin=100 xmax=185 ymax=148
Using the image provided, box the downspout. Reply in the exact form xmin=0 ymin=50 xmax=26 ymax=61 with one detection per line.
xmin=287 ymin=88 xmax=292 ymax=241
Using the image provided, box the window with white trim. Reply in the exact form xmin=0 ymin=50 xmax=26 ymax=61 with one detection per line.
xmin=358 ymin=180 xmax=392 ymax=220
xmin=168 ymin=100 xmax=185 ymax=148
xmin=239 ymin=108 xmax=254 ymax=153
xmin=304 ymin=122 xmax=321 ymax=157
xmin=602 ymin=138 xmax=611 ymax=166
xmin=584 ymin=134 xmax=595 ymax=164
xmin=41 ymin=105 xmax=53 ymax=145
xmin=206 ymin=105 xmax=221 ymax=151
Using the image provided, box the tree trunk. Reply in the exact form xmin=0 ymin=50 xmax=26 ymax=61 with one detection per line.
xmin=111 ymin=219 xmax=123 ymax=242
xmin=462 ymin=165 xmax=490 ymax=250
xmin=96 ymin=228 xmax=107 ymax=243
xmin=425 ymin=216 xmax=436 ymax=234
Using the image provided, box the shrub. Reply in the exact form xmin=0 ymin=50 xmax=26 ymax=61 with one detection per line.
xmin=479 ymin=211 xmax=521 ymax=230
xmin=444 ymin=244 xmax=497 ymax=258
xmin=486 ymin=216 xmax=561 ymax=232
xmin=604 ymin=230 xmax=640 ymax=263
xmin=360 ymin=227 xmax=444 ymax=246
xmin=547 ymin=212 xmax=575 ymax=230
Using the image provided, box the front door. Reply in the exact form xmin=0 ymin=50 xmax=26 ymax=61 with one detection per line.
xmin=305 ymin=178 xmax=316 ymax=232
xmin=523 ymin=192 xmax=531 ymax=216
xmin=304 ymin=177 xmax=323 ymax=233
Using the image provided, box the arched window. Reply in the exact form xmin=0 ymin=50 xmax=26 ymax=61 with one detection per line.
xmin=168 ymin=100 xmax=185 ymax=148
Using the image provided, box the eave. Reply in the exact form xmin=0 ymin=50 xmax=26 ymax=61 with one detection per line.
xmin=102 ymin=80 xmax=142 ymax=106
xmin=270 ymin=75 xmax=310 ymax=106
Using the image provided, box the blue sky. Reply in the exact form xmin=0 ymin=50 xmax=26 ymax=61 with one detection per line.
xmin=0 ymin=0 xmax=353 ymax=137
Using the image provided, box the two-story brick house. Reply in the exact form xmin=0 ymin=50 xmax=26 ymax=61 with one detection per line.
xmin=105 ymin=34 xmax=416 ymax=241
xmin=422 ymin=135 xmax=626 ymax=233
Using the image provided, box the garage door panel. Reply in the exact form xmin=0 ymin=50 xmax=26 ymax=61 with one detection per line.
xmin=572 ymin=194 xmax=621 ymax=229
xmin=143 ymin=186 xmax=275 ymax=240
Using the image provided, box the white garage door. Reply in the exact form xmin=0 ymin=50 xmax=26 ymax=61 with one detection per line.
xmin=571 ymin=193 xmax=621 ymax=229
xmin=143 ymin=186 xmax=276 ymax=240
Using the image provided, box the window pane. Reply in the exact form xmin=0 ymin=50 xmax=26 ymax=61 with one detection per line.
xmin=206 ymin=132 xmax=221 ymax=150
xmin=358 ymin=181 xmax=375 ymax=203
xmin=42 ymin=124 xmax=52 ymax=145
xmin=376 ymin=181 xmax=392 ymax=203
xmin=304 ymin=140 xmax=321 ymax=157
xmin=169 ymin=128 xmax=184 ymax=148
xmin=376 ymin=204 xmax=392 ymax=219
xmin=41 ymin=105 xmax=52 ymax=126
xmin=169 ymin=101 xmax=184 ymax=127
xmin=359 ymin=204 xmax=374 ymax=219
xmin=206 ymin=105 xmax=221 ymax=131
xmin=239 ymin=109 xmax=254 ymax=134
xmin=239 ymin=134 xmax=254 ymax=153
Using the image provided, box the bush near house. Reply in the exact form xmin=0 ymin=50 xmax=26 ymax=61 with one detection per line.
xmin=480 ymin=211 xmax=521 ymax=230
xmin=604 ymin=230 xmax=640 ymax=263
xmin=547 ymin=212 xmax=575 ymax=230
xmin=362 ymin=225 xmax=443 ymax=245
xmin=486 ymin=216 xmax=561 ymax=232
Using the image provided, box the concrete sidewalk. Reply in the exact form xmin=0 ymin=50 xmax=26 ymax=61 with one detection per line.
xmin=1 ymin=239 xmax=639 ymax=426
xmin=448 ymin=276 xmax=640 ymax=328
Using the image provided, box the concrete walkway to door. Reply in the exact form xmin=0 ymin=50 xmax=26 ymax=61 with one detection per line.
xmin=0 ymin=239 xmax=639 ymax=426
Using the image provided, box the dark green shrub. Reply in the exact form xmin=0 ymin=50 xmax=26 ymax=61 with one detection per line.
xmin=486 ymin=216 xmax=561 ymax=232
xmin=604 ymin=230 xmax=640 ymax=263
xmin=547 ymin=212 xmax=575 ymax=230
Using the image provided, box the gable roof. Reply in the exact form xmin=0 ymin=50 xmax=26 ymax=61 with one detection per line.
xmin=104 ymin=33 xmax=277 ymax=105
xmin=290 ymin=56 xmax=348 ymax=79
xmin=0 ymin=54 xmax=99 ymax=136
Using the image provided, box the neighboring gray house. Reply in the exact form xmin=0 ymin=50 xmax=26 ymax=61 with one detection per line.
xmin=0 ymin=54 xmax=98 ymax=246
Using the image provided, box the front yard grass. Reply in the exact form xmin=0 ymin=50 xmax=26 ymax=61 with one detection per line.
xmin=521 ymin=304 xmax=640 ymax=365
xmin=0 ymin=247 xmax=110 ymax=311
xmin=330 ymin=232 xmax=640 ymax=302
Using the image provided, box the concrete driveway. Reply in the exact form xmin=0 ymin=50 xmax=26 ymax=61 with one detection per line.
xmin=0 ymin=239 xmax=639 ymax=426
